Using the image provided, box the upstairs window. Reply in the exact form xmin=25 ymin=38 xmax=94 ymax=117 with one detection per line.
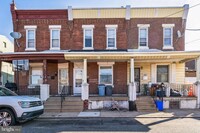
xmin=24 ymin=25 xmax=37 ymax=51
xmin=106 ymin=25 xmax=117 ymax=49
xmin=82 ymin=25 xmax=94 ymax=49
xmin=162 ymin=24 xmax=174 ymax=49
xmin=137 ymin=24 xmax=150 ymax=49
xmin=49 ymin=25 xmax=61 ymax=50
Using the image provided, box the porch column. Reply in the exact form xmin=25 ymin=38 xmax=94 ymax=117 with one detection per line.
xmin=0 ymin=61 xmax=2 ymax=85
xmin=128 ymin=58 xmax=136 ymax=111
xmin=130 ymin=58 xmax=134 ymax=83
xmin=196 ymin=57 xmax=200 ymax=108
xmin=197 ymin=56 xmax=200 ymax=81
xmin=43 ymin=59 xmax=47 ymax=84
xmin=82 ymin=59 xmax=89 ymax=101
xmin=170 ymin=63 xmax=176 ymax=83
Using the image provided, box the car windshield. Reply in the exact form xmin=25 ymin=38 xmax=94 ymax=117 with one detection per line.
xmin=0 ymin=87 xmax=18 ymax=96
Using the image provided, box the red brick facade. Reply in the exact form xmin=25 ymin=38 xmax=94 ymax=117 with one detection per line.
xmin=10 ymin=3 xmax=186 ymax=95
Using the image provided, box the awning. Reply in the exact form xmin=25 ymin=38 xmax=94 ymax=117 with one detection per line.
xmin=64 ymin=51 xmax=200 ymax=63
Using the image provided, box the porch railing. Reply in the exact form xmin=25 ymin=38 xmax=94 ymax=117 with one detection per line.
xmin=60 ymin=86 xmax=72 ymax=112
xmin=165 ymin=83 xmax=197 ymax=97
xmin=17 ymin=85 xmax=40 ymax=96
xmin=141 ymin=83 xmax=197 ymax=97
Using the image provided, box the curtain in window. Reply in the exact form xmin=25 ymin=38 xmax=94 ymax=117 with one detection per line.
xmin=164 ymin=28 xmax=172 ymax=46
xmin=52 ymin=30 xmax=59 ymax=47
xmin=85 ymin=29 xmax=92 ymax=47
xmin=157 ymin=65 xmax=169 ymax=82
xmin=107 ymin=29 xmax=115 ymax=48
xmin=28 ymin=30 xmax=35 ymax=48
xmin=100 ymin=66 xmax=112 ymax=84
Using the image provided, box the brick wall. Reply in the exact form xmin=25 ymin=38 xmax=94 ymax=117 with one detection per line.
xmin=12 ymin=8 xmax=185 ymax=52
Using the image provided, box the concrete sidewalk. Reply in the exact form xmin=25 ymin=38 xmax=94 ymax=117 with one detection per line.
xmin=39 ymin=109 xmax=200 ymax=119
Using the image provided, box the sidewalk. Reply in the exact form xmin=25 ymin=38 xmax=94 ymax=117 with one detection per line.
xmin=39 ymin=109 xmax=200 ymax=119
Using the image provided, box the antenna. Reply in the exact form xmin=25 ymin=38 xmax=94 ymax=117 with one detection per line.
xmin=10 ymin=32 xmax=22 ymax=47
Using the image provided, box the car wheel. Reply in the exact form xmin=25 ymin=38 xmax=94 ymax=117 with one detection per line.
xmin=0 ymin=109 xmax=16 ymax=126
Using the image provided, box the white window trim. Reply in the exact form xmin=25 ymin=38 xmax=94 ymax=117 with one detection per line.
xmin=162 ymin=24 xmax=175 ymax=49
xmin=29 ymin=67 xmax=43 ymax=85
xmin=49 ymin=25 xmax=61 ymax=50
xmin=24 ymin=25 xmax=37 ymax=51
xmin=137 ymin=24 xmax=150 ymax=49
xmin=98 ymin=62 xmax=115 ymax=86
xmin=106 ymin=25 xmax=118 ymax=49
xmin=82 ymin=25 xmax=94 ymax=50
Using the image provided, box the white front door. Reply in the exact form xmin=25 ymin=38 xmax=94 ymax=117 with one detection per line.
xmin=73 ymin=69 xmax=83 ymax=95
xmin=58 ymin=68 xmax=68 ymax=94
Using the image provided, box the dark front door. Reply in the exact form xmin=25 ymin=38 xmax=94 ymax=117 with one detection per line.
xmin=134 ymin=68 xmax=140 ymax=93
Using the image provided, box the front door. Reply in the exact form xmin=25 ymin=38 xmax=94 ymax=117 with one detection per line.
xmin=135 ymin=68 xmax=140 ymax=93
xmin=73 ymin=69 xmax=83 ymax=95
xmin=58 ymin=68 xmax=68 ymax=94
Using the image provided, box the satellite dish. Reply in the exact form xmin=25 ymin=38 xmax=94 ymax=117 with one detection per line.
xmin=177 ymin=30 xmax=181 ymax=38
xmin=10 ymin=32 xmax=22 ymax=39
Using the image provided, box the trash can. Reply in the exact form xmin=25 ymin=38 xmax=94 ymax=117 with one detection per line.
xmin=105 ymin=85 xmax=113 ymax=96
xmin=155 ymin=100 xmax=163 ymax=111
xmin=98 ymin=84 xmax=105 ymax=96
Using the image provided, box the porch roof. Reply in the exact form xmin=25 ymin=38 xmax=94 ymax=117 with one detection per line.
xmin=0 ymin=50 xmax=66 ymax=61
xmin=64 ymin=50 xmax=200 ymax=63
xmin=0 ymin=50 xmax=200 ymax=63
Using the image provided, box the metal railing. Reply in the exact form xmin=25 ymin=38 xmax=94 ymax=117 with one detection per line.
xmin=60 ymin=86 xmax=71 ymax=112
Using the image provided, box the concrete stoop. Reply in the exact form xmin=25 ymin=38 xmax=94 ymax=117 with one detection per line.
xmin=44 ymin=97 xmax=83 ymax=112
xmin=136 ymin=96 xmax=157 ymax=112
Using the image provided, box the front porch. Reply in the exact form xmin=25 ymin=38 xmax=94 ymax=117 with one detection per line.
xmin=1 ymin=50 xmax=200 ymax=111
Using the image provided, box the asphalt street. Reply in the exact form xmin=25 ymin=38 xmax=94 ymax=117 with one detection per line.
xmin=19 ymin=117 xmax=200 ymax=133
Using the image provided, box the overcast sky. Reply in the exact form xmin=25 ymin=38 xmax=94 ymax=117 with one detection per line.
xmin=0 ymin=0 xmax=200 ymax=51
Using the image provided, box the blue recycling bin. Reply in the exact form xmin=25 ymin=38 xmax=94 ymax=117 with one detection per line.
xmin=155 ymin=100 xmax=163 ymax=111
xmin=98 ymin=84 xmax=105 ymax=96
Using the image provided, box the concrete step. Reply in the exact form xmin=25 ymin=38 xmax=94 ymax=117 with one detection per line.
xmin=47 ymin=97 xmax=82 ymax=102
xmin=136 ymin=96 xmax=157 ymax=112
xmin=44 ymin=96 xmax=83 ymax=113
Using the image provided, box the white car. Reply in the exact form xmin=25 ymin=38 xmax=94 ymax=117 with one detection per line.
xmin=0 ymin=86 xmax=44 ymax=126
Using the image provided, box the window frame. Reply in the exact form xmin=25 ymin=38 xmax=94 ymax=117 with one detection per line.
xmin=162 ymin=24 xmax=175 ymax=49
xmin=29 ymin=67 xmax=43 ymax=85
xmin=98 ymin=62 xmax=114 ymax=85
xmin=49 ymin=25 xmax=61 ymax=50
xmin=156 ymin=65 xmax=169 ymax=83
xmin=24 ymin=25 xmax=37 ymax=51
xmin=82 ymin=25 xmax=94 ymax=50
xmin=106 ymin=25 xmax=117 ymax=49
xmin=137 ymin=24 xmax=150 ymax=49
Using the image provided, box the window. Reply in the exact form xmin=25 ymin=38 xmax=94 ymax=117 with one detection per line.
xmin=99 ymin=66 xmax=113 ymax=85
xmin=30 ymin=67 xmax=43 ymax=85
xmin=162 ymin=24 xmax=174 ymax=49
xmin=157 ymin=65 xmax=169 ymax=82
xmin=137 ymin=24 xmax=150 ymax=48
xmin=106 ymin=25 xmax=117 ymax=49
xmin=82 ymin=25 xmax=94 ymax=49
xmin=49 ymin=25 xmax=61 ymax=50
xmin=24 ymin=25 xmax=37 ymax=50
